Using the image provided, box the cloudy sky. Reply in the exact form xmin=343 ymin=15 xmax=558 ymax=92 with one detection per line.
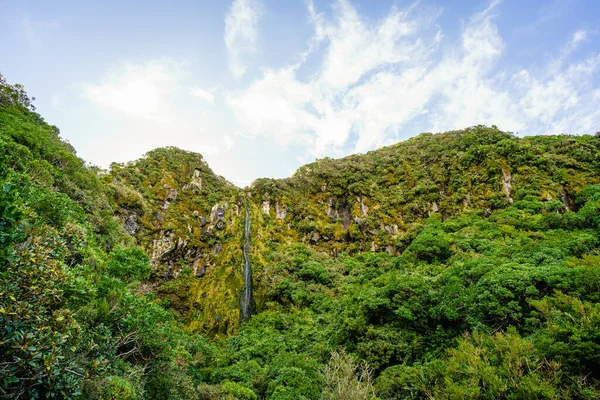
xmin=1 ymin=0 xmax=599 ymax=186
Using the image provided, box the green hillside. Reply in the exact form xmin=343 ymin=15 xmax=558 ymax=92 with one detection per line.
xmin=2 ymin=74 xmax=600 ymax=399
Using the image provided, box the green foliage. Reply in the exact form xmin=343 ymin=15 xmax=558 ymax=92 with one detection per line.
xmin=100 ymin=376 xmax=137 ymax=400
xmin=106 ymin=246 xmax=151 ymax=282
xmin=221 ymin=380 xmax=258 ymax=400
xmin=3 ymin=74 xmax=600 ymax=399
xmin=405 ymin=227 xmax=452 ymax=262
xmin=532 ymin=292 xmax=600 ymax=378
xmin=438 ymin=329 xmax=562 ymax=399
xmin=0 ymin=72 xmax=36 ymax=110
xmin=0 ymin=75 xmax=211 ymax=399
xmin=0 ymin=168 xmax=25 ymax=269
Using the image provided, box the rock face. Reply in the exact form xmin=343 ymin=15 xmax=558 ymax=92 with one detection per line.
xmin=183 ymin=168 xmax=203 ymax=191
xmin=502 ymin=169 xmax=514 ymax=203
xmin=357 ymin=196 xmax=369 ymax=217
xmin=109 ymin=128 xmax=600 ymax=336
xmin=275 ymin=202 xmax=287 ymax=220
xmin=108 ymin=147 xmax=244 ymax=335
xmin=151 ymin=231 xmax=176 ymax=267
xmin=123 ymin=213 xmax=139 ymax=235
xmin=262 ymin=201 xmax=270 ymax=215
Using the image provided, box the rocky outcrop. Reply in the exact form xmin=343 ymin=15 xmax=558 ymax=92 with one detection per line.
xmin=261 ymin=201 xmax=270 ymax=215
xmin=122 ymin=212 xmax=139 ymax=235
xmin=502 ymin=169 xmax=513 ymax=203
xmin=151 ymin=231 xmax=176 ymax=267
xmin=210 ymin=202 xmax=227 ymax=229
xmin=275 ymin=201 xmax=287 ymax=220
xmin=182 ymin=168 xmax=203 ymax=192
xmin=357 ymin=195 xmax=369 ymax=217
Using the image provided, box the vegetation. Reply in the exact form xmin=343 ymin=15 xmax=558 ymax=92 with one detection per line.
xmin=2 ymin=74 xmax=600 ymax=399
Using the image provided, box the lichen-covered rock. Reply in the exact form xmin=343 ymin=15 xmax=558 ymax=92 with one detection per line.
xmin=275 ymin=201 xmax=286 ymax=220
xmin=262 ymin=200 xmax=270 ymax=215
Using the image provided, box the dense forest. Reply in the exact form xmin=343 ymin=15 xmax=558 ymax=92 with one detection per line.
xmin=2 ymin=73 xmax=600 ymax=399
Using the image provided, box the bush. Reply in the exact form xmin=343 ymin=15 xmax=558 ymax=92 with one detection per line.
xmin=405 ymin=229 xmax=452 ymax=262
xmin=106 ymin=246 xmax=151 ymax=282
xmin=101 ymin=376 xmax=138 ymax=400
xmin=324 ymin=350 xmax=375 ymax=400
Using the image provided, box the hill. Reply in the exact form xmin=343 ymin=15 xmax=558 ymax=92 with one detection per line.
xmin=2 ymin=74 xmax=600 ymax=399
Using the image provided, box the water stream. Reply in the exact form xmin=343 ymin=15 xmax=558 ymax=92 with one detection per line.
xmin=239 ymin=199 xmax=255 ymax=324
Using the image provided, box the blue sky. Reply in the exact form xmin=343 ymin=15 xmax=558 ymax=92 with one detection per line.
xmin=1 ymin=0 xmax=599 ymax=186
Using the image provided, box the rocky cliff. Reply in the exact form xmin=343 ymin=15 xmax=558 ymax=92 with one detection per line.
xmin=110 ymin=126 xmax=600 ymax=336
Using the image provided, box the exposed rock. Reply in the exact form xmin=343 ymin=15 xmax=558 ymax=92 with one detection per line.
xmin=162 ymin=188 xmax=178 ymax=210
xmin=371 ymin=241 xmax=377 ymax=252
xmin=212 ymin=243 xmax=222 ymax=256
xmin=357 ymin=195 xmax=369 ymax=217
xmin=383 ymin=224 xmax=399 ymax=235
xmin=151 ymin=231 xmax=176 ymax=267
xmin=326 ymin=197 xmax=352 ymax=228
xmin=183 ymin=169 xmax=202 ymax=191
xmin=210 ymin=202 xmax=227 ymax=223
xmin=386 ymin=245 xmax=395 ymax=255
xmin=195 ymin=265 xmax=207 ymax=277
xmin=275 ymin=201 xmax=287 ymax=220
xmin=431 ymin=202 xmax=439 ymax=212
xmin=192 ymin=258 xmax=209 ymax=277
xmin=502 ymin=169 xmax=514 ymax=203
xmin=354 ymin=217 xmax=365 ymax=231
xmin=326 ymin=198 xmax=335 ymax=217
xmin=123 ymin=213 xmax=138 ymax=235
xmin=560 ymin=187 xmax=571 ymax=211
xmin=262 ymin=201 xmax=270 ymax=215
xmin=341 ymin=207 xmax=352 ymax=230
xmin=311 ymin=232 xmax=321 ymax=242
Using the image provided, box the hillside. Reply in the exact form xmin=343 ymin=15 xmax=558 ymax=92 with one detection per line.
xmin=2 ymin=75 xmax=600 ymax=399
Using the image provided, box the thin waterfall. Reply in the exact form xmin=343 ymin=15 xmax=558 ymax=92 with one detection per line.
xmin=239 ymin=199 xmax=255 ymax=324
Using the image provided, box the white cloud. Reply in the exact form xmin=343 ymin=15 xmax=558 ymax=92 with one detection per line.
xmin=190 ymin=87 xmax=215 ymax=104
xmin=224 ymin=0 xmax=262 ymax=78
xmin=227 ymin=67 xmax=316 ymax=144
xmin=223 ymin=134 xmax=235 ymax=150
xmin=82 ymin=60 xmax=184 ymax=121
xmin=79 ymin=59 xmax=241 ymax=178
xmin=227 ymin=0 xmax=600 ymax=158
xmin=572 ymin=29 xmax=587 ymax=45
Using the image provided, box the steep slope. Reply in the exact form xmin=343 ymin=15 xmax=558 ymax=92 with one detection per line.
xmin=110 ymin=125 xmax=600 ymax=339
xmin=251 ymin=126 xmax=599 ymax=256
xmin=108 ymin=148 xmax=251 ymax=335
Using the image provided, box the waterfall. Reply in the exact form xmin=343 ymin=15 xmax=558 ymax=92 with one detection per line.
xmin=239 ymin=199 xmax=255 ymax=324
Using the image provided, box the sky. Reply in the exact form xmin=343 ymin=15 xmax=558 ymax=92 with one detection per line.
xmin=1 ymin=0 xmax=599 ymax=186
